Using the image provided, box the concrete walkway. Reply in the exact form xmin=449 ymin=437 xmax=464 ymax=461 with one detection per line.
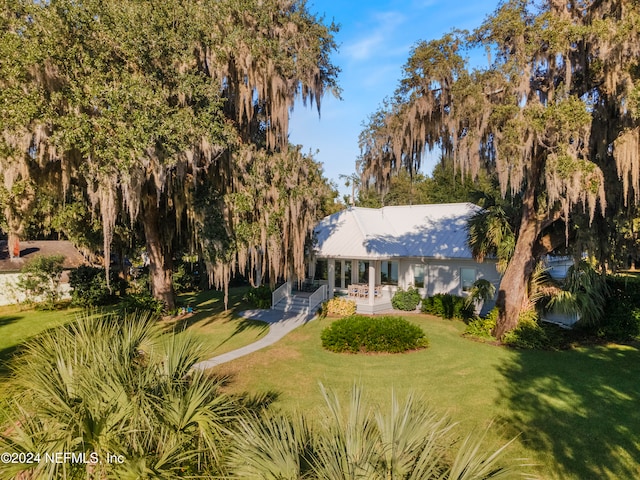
xmin=193 ymin=309 xmax=314 ymax=370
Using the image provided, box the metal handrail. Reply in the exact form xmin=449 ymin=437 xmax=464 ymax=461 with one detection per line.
xmin=271 ymin=282 xmax=291 ymax=309
xmin=308 ymin=284 xmax=328 ymax=312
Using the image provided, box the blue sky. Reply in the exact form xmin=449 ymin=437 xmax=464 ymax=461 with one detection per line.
xmin=288 ymin=0 xmax=501 ymax=197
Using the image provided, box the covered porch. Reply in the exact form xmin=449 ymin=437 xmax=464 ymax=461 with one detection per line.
xmin=310 ymin=258 xmax=396 ymax=314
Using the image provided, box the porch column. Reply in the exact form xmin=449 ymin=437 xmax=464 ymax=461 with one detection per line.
xmin=286 ymin=263 xmax=294 ymax=295
xmin=308 ymin=260 xmax=316 ymax=282
xmin=255 ymin=250 xmax=263 ymax=287
xmin=368 ymin=261 xmax=376 ymax=305
xmin=328 ymin=259 xmax=335 ymax=298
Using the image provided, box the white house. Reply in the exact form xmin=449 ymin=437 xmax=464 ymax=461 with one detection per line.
xmin=306 ymin=203 xmax=501 ymax=314
xmin=0 ymin=240 xmax=88 ymax=305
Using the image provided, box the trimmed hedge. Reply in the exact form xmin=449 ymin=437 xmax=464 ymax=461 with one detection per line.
xmin=391 ymin=287 xmax=421 ymax=311
xmin=421 ymin=293 xmax=473 ymax=320
xmin=321 ymin=315 xmax=429 ymax=353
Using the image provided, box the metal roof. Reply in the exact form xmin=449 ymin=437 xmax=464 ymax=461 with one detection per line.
xmin=314 ymin=203 xmax=481 ymax=259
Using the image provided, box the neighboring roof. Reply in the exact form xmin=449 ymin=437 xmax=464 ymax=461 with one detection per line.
xmin=0 ymin=240 xmax=88 ymax=272
xmin=314 ymin=203 xmax=482 ymax=260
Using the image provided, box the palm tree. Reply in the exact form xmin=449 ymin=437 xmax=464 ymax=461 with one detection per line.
xmin=467 ymin=205 xmax=516 ymax=276
xmin=0 ymin=311 xmax=239 ymax=479
xmin=466 ymin=279 xmax=498 ymax=311
xmin=545 ymin=260 xmax=610 ymax=327
xmin=226 ymin=384 xmax=523 ymax=479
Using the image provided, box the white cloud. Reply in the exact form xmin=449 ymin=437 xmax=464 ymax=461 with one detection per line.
xmin=343 ymin=10 xmax=406 ymax=62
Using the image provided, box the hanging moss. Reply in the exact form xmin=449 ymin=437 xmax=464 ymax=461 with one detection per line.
xmin=0 ymin=0 xmax=339 ymax=307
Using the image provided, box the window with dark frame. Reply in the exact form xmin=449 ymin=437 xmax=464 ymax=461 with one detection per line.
xmin=461 ymin=267 xmax=476 ymax=292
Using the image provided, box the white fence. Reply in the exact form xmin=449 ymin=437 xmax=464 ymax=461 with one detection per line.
xmin=308 ymin=284 xmax=328 ymax=312
xmin=271 ymin=281 xmax=291 ymax=309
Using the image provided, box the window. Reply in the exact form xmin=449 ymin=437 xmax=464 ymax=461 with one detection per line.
xmin=381 ymin=261 xmax=399 ymax=285
xmin=414 ymin=264 xmax=426 ymax=288
xmin=335 ymin=261 xmax=342 ymax=285
xmin=344 ymin=261 xmax=352 ymax=286
xmin=358 ymin=261 xmax=369 ymax=283
xmin=461 ymin=268 xmax=476 ymax=292
xmin=314 ymin=260 xmax=328 ymax=280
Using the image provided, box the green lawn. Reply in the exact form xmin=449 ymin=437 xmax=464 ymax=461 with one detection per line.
xmin=1 ymin=296 xmax=639 ymax=479
xmin=165 ymin=287 xmax=269 ymax=358
xmin=0 ymin=287 xmax=267 ymax=404
xmin=0 ymin=303 xmax=77 ymax=379
xmin=213 ymin=313 xmax=640 ymax=480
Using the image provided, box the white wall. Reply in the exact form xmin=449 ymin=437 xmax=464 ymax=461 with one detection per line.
xmin=399 ymin=258 xmax=501 ymax=314
xmin=0 ymin=273 xmax=72 ymax=306
xmin=0 ymin=273 xmax=21 ymax=306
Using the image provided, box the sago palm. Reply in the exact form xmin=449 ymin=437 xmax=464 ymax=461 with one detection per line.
xmin=226 ymin=384 xmax=526 ymax=479
xmin=0 ymin=310 xmax=239 ymax=479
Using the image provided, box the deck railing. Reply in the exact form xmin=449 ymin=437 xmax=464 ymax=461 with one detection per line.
xmin=271 ymin=282 xmax=291 ymax=309
xmin=308 ymin=284 xmax=328 ymax=312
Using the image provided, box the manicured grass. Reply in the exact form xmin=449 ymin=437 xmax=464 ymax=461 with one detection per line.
xmin=0 ymin=303 xmax=77 ymax=379
xmin=0 ymin=287 xmax=267 ymax=389
xmin=213 ymin=313 xmax=640 ymax=480
xmin=2 ymin=293 xmax=639 ymax=479
xmin=164 ymin=287 xmax=268 ymax=358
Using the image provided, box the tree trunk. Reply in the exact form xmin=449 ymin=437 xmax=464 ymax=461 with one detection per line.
xmin=8 ymin=232 xmax=20 ymax=259
xmin=141 ymin=191 xmax=176 ymax=311
xmin=493 ymin=173 xmax=542 ymax=339
xmin=493 ymin=216 xmax=539 ymax=339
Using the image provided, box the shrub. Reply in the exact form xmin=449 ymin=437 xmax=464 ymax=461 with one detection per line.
xmin=465 ymin=308 xmax=498 ymax=339
xmin=421 ymin=293 xmax=473 ymax=320
xmin=467 ymin=279 xmax=496 ymax=304
xmin=598 ymin=300 xmax=640 ymax=340
xmin=69 ymin=266 xmax=121 ymax=307
xmin=598 ymin=275 xmax=640 ymax=340
xmin=119 ymin=292 xmax=165 ymax=314
xmin=172 ymin=263 xmax=199 ymax=293
xmin=245 ymin=285 xmax=272 ymax=309
xmin=227 ymin=384 xmax=520 ymax=478
xmin=391 ymin=286 xmax=421 ymax=311
xmin=502 ymin=312 xmax=549 ymax=349
xmin=321 ymin=315 xmax=429 ymax=353
xmin=324 ymin=297 xmax=357 ymax=316
xmin=17 ymin=255 xmax=65 ymax=309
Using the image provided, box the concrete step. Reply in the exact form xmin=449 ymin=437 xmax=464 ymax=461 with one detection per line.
xmin=273 ymin=300 xmax=308 ymax=309
xmin=273 ymin=297 xmax=310 ymax=314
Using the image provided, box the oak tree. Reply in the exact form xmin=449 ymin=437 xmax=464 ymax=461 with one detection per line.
xmin=1 ymin=0 xmax=339 ymax=309
xmin=359 ymin=0 xmax=640 ymax=337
